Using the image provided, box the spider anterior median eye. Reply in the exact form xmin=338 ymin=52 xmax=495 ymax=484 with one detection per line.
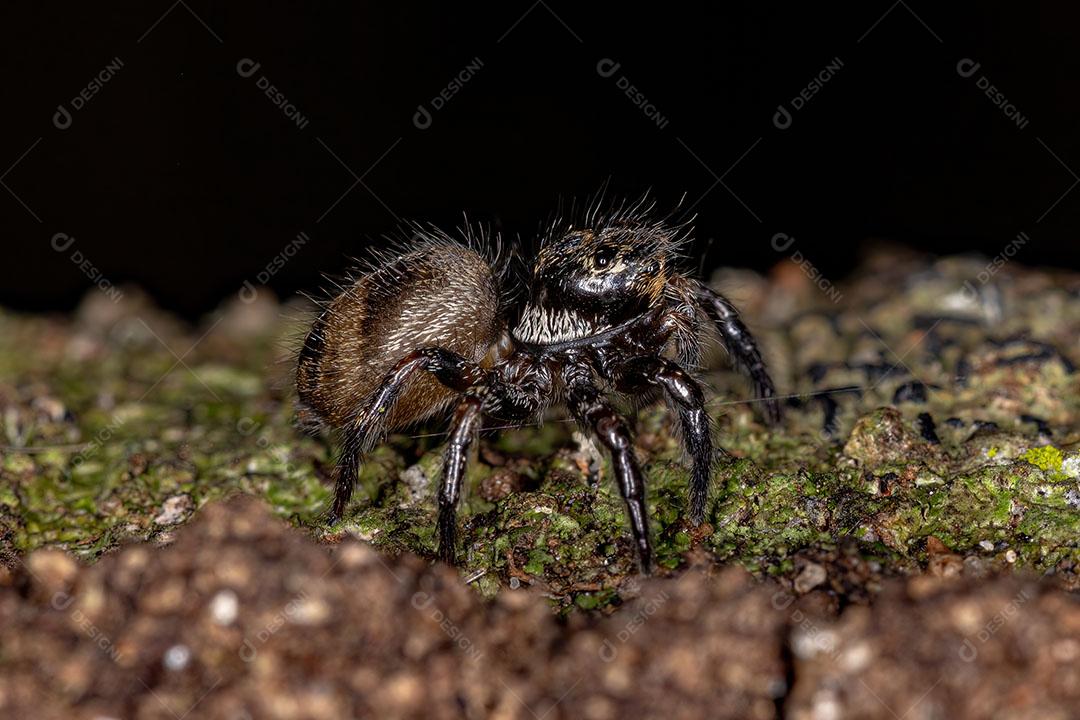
xmin=595 ymin=247 xmax=618 ymax=267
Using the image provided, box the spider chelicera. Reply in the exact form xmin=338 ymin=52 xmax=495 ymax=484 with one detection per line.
xmin=296 ymin=203 xmax=780 ymax=572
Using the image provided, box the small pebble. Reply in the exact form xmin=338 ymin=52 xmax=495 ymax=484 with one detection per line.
xmin=963 ymin=555 xmax=988 ymax=578
xmin=31 ymin=396 xmax=68 ymax=422
xmin=978 ymin=540 xmax=994 ymax=552
xmin=480 ymin=468 xmax=523 ymax=502
xmin=163 ymin=644 xmax=191 ymax=671
xmin=154 ymin=494 xmax=194 ymax=526
xmin=1004 ymin=549 xmax=1017 ymax=563
xmin=399 ymin=464 xmax=429 ymax=504
xmin=794 ymin=562 xmax=827 ymax=594
xmin=290 ymin=596 xmax=331 ymax=625
xmin=892 ymin=380 xmax=928 ymax=404
xmin=1052 ymin=639 xmax=1078 ymax=662
xmin=209 ymin=589 xmax=239 ymax=626
xmin=27 ymin=549 xmax=78 ymax=592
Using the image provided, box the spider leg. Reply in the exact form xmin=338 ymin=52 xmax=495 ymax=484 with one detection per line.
xmin=693 ymin=282 xmax=782 ymax=425
xmin=436 ymin=393 xmax=483 ymax=564
xmin=650 ymin=359 xmax=715 ymax=525
xmin=616 ymin=353 xmax=726 ymax=525
xmin=566 ymin=376 xmax=653 ymax=574
xmin=329 ymin=430 xmax=363 ymax=524
xmin=327 ymin=346 xmax=484 ymax=525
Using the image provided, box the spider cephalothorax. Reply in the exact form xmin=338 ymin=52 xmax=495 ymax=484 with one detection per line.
xmin=297 ymin=204 xmax=780 ymax=573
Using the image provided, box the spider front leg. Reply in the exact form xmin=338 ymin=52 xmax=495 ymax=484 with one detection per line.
xmin=567 ymin=377 xmax=653 ymax=573
xmin=693 ymin=282 xmax=782 ymax=425
xmin=328 ymin=347 xmax=483 ymax=525
xmin=436 ymin=394 xmax=483 ymax=564
xmin=643 ymin=359 xmax=718 ymax=524
xmin=617 ymin=356 xmax=716 ymax=524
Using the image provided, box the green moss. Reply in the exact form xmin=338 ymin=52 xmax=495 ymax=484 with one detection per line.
xmin=1022 ymin=446 xmax=1065 ymax=476
xmin=523 ymin=548 xmax=555 ymax=575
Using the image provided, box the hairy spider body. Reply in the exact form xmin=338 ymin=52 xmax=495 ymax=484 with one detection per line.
xmin=297 ymin=240 xmax=501 ymax=430
xmin=298 ymin=207 xmax=780 ymax=573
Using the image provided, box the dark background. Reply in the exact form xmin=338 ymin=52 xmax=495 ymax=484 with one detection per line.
xmin=2 ymin=2 xmax=1077 ymax=318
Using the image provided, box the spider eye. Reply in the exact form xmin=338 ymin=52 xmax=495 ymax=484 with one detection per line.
xmin=594 ymin=246 xmax=618 ymax=268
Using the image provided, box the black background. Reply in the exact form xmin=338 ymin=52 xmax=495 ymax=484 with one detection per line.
xmin=2 ymin=2 xmax=1077 ymax=318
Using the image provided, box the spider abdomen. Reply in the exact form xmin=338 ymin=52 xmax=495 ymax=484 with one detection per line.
xmin=296 ymin=241 xmax=501 ymax=431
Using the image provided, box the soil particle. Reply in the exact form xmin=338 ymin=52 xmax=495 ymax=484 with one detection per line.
xmin=480 ymin=467 xmax=524 ymax=501
xmin=794 ymin=561 xmax=828 ymax=594
xmin=153 ymin=494 xmax=194 ymax=526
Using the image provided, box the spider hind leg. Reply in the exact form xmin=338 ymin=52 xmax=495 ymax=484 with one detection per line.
xmin=325 ymin=437 xmax=361 ymax=526
xmin=326 ymin=346 xmax=484 ymax=528
xmin=436 ymin=395 xmax=483 ymax=564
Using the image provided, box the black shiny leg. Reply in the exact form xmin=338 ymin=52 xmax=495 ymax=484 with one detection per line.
xmin=695 ymin=282 xmax=782 ymax=425
xmin=615 ymin=356 xmax=716 ymax=526
xmin=653 ymin=361 xmax=714 ymax=524
xmin=327 ymin=346 xmax=483 ymax=525
xmin=436 ymin=395 xmax=483 ymax=564
xmin=326 ymin=433 xmax=361 ymax=525
xmin=567 ymin=379 xmax=653 ymax=574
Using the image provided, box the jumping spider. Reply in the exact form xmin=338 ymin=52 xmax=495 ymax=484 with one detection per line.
xmin=296 ymin=203 xmax=780 ymax=572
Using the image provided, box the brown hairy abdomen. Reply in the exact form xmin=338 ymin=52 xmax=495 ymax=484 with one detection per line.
xmin=296 ymin=242 xmax=500 ymax=430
